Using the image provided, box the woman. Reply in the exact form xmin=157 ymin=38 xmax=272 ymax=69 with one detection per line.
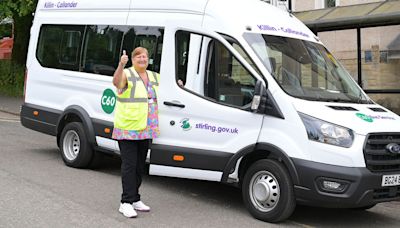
xmin=112 ymin=47 xmax=160 ymax=218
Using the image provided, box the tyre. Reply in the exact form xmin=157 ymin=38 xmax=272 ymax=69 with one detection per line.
xmin=59 ymin=122 xmax=93 ymax=168
xmin=242 ymin=159 xmax=296 ymax=223
xmin=88 ymin=150 xmax=108 ymax=169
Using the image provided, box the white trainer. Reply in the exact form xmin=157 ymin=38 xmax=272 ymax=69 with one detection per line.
xmin=119 ymin=203 xmax=137 ymax=218
xmin=132 ymin=201 xmax=151 ymax=212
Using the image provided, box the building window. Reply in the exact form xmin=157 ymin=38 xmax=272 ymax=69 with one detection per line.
xmin=380 ymin=51 xmax=388 ymax=63
xmin=361 ymin=25 xmax=400 ymax=91
xmin=325 ymin=0 xmax=336 ymax=8
xmin=365 ymin=50 xmax=372 ymax=63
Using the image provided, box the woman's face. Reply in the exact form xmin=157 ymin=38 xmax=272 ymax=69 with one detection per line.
xmin=132 ymin=52 xmax=149 ymax=71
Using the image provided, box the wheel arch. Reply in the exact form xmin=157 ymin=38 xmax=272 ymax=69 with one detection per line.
xmin=56 ymin=105 xmax=96 ymax=148
xmin=222 ymin=143 xmax=300 ymax=186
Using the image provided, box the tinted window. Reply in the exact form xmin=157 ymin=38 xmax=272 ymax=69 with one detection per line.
xmin=205 ymin=41 xmax=256 ymax=107
xmin=60 ymin=30 xmax=81 ymax=65
xmin=36 ymin=25 xmax=85 ymax=71
xmin=36 ymin=25 xmax=164 ymax=75
xmin=82 ymin=25 xmax=124 ymax=76
xmin=176 ymin=31 xmax=190 ymax=85
xmin=325 ymin=0 xmax=336 ymax=8
xmin=121 ymin=26 xmax=164 ymax=72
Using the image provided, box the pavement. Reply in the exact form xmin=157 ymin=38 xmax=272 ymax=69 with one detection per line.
xmin=0 ymin=94 xmax=23 ymax=115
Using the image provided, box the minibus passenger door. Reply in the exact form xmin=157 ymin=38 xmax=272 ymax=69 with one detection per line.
xmin=150 ymin=29 xmax=267 ymax=181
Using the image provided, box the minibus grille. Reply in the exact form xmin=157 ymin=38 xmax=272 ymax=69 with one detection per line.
xmin=364 ymin=133 xmax=400 ymax=173
xmin=373 ymin=186 xmax=400 ymax=200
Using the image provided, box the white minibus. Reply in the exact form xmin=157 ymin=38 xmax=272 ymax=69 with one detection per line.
xmin=21 ymin=0 xmax=400 ymax=222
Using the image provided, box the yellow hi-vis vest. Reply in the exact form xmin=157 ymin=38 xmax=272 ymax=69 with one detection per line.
xmin=114 ymin=67 xmax=159 ymax=131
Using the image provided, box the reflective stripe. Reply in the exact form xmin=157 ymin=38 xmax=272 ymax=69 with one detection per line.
xmin=117 ymin=97 xmax=148 ymax=103
xmin=151 ymin=71 xmax=159 ymax=86
xmin=150 ymin=71 xmax=159 ymax=99
xmin=127 ymin=68 xmax=137 ymax=102
xmin=114 ymin=68 xmax=156 ymax=131
xmin=118 ymin=69 xmax=147 ymax=103
xmin=118 ymin=69 xmax=158 ymax=103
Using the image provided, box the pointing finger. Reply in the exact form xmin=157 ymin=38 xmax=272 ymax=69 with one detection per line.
xmin=123 ymin=50 xmax=126 ymax=56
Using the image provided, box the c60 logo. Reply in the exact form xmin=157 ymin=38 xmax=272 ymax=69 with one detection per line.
xmin=101 ymin=89 xmax=116 ymax=114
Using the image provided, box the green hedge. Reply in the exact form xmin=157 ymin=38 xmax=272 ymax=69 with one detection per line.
xmin=0 ymin=60 xmax=25 ymax=97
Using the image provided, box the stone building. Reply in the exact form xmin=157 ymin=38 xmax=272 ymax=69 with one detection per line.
xmin=271 ymin=0 xmax=400 ymax=114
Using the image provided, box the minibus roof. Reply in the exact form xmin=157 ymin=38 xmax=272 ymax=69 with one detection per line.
xmin=36 ymin=0 xmax=317 ymax=42
xmin=203 ymin=0 xmax=317 ymax=42
xmin=36 ymin=0 xmax=207 ymax=13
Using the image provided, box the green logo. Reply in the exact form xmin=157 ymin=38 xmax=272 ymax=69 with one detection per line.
xmin=101 ymin=89 xmax=116 ymax=114
xmin=180 ymin=118 xmax=192 ymax=131
xmin=356 ymin=113 xmax=373 ymax=122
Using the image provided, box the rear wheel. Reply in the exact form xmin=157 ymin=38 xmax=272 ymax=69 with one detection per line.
xmin=60 ymin=122 xmax=93 ymax=168
xmin=242 ymin=159 xmax=296 ymax=223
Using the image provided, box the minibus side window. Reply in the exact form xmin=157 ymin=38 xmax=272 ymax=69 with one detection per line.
xmin=81 ymin=25 xmax=124 ymax=76
xmin=36 ymin=25 xmax=85 ymax=71
xmin=176 ymin=31 xmax=190 ymax=86
xmin=205 ymin=40 xmax=256 ymax=107
xmin=60 ymin=31 xmax=81 ymax=66
xmin=121 ymin=26 xmax=164 ymax=73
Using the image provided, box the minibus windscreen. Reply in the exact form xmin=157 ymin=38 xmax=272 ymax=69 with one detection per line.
xmin=243 ymin=33 xmax=372 ymax=104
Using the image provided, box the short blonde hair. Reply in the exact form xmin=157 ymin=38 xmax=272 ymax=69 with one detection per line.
xmin=131 ymin=47 xmax=149 ymax=58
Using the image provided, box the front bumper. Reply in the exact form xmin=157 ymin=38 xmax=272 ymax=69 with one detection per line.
xmin=293 ymin=158 xmax=400 ymax=208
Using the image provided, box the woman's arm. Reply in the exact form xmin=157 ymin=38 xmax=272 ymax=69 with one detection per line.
xmin=113 ymin=50 xmax=128 ymax=89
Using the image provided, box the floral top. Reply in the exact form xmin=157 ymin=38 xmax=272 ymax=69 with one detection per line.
xmin=112 ymin=83 xmax=159 ymax=140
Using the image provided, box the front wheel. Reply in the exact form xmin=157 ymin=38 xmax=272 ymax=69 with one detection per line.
xmin=59 ymin=122 xmax=93 ymax=168
xmin=242 ymin=159 xmax=296 ymax=223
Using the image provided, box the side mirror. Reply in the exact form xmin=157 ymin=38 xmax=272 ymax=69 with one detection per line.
xmin=251 ymin=80 xmax=267 ymax=112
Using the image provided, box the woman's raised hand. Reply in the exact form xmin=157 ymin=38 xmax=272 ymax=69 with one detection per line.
xmin=120 ymin=50 xmax=129 ymax=66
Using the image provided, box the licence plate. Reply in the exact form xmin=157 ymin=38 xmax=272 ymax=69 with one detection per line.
xmin=381 ymin=174 xmax=400 ymax=187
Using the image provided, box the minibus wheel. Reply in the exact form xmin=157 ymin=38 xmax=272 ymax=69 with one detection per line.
xmin=59 ymin=122 xmax=93 ymax=168
xmin=242 ymin=159 xmax=295 ymax=222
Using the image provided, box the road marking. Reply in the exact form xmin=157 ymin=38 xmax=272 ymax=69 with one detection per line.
xmin=0 ymin=110 xmax=20 ymax=122
xmin=0 ymin=110 xmax=19 ymax=116
xmin=0 ymin=118 xmax=20 ymax=123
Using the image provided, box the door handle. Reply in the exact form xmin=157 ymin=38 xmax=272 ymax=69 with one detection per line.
xmin=164 ymin=101 xmax=185 ymax=108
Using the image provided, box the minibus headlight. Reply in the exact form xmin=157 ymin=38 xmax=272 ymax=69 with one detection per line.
xmin=299 ymin=113 xmax=354 ymax=148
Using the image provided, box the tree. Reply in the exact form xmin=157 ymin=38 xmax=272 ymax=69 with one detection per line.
xmin=0 ymin=0 xmax=38 ymax=65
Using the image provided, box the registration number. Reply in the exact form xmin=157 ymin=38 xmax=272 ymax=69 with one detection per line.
xmin=381 ymin=174 xmax=400 ymax=187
